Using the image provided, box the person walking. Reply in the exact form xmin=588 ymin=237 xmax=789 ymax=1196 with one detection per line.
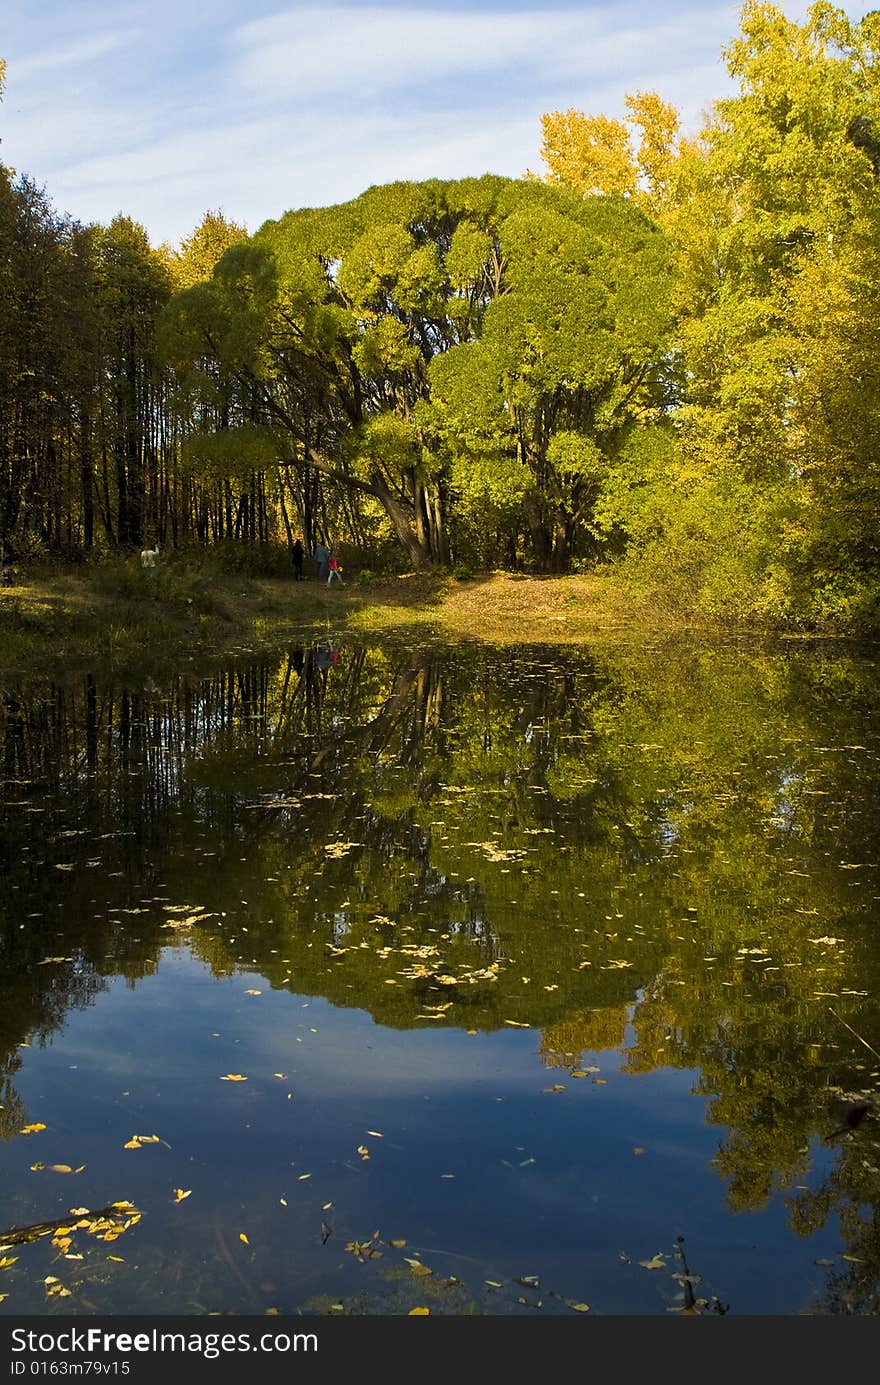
xmin=291 ymin=536 xmax=304 ymax=580
xmin=313 ymin=539 xmax=329 ymax=582
xmin=327 ymin=549 xmax=343 ymax=584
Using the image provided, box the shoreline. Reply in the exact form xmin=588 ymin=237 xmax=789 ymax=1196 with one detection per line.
xmin=0 ymin=566 xmax=871 ymax=680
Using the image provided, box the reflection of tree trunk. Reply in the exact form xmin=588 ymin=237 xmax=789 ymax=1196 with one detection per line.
xmin=86 ymin=674 xmax=97 ymax=776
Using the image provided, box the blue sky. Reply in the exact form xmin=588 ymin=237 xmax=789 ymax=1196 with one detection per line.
xmin=0 ymin=1 xmax=873 ymax=246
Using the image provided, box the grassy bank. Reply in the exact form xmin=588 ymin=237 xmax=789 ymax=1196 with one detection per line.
xmin=1 ymin=559 xmax=843 ymax=680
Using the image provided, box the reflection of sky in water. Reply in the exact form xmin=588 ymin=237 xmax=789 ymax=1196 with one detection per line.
xmin=3 ymin=944 xmax=844 ymax=1315
xmin=2 ymin=640 xmax=880 ymax=1314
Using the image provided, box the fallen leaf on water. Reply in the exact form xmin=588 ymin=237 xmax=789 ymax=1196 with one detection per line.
xmin=366 ymin=1131 xmax=383 ymax=1138
xmin=219 ymin=1075 xmax=247 ymax=1082
xmin=107 ymin=1256 xmax=125 ymax=1263
xmin=503 ymin=1020 xmax=530 ymax=1028
xmin=19 ymin=1123 xmax=47 ymax=1135
xmin=516 ymin=1275 xmax=540 ymax=1289
xmin=239 ymin=1233 xmax=250 ymax=1245
xmin=565 ymin=1300 xmax=590 ymax=1312
xmin=543 ymin=1085 xmax=566 ymax=1094
xmin=172 ymin=1189 xmax=191 ymax=1203
xmin=0 ymin=1257 xmax=18 ymax=1269
xmin=279 ymin=1198 xmax=288 ymax=1207
xmin=273 ymin=1073 xmax=287 ymax=1080
xmin=408 ymin=1307 xmax=430 ymax=1315
xmin=639 ymin=1254 xmax=666 ymax=1271
xmin=244 ymin=990 xmax=262 ymax=996
xmin=633 ymin=1147 xmax=646 ymax=1156
xmin=388 ymin=1239 xmax=406 ymax=1249
xmin=298 ymin=1173 xmax=312 ymax=1181
xmin=345 ymin=1240 xmax=382 ymax=1261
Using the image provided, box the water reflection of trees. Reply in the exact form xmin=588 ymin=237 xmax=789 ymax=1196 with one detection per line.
xmin=3 ymin=641 xmax=880 ymax=1305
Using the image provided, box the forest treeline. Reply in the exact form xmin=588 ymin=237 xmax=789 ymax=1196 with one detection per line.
xmin=2 ymin=4 xmax=880 ymax=628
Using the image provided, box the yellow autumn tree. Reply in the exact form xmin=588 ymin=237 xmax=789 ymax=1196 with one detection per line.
xmin=538 ymin=110 xmax=637 ymax=197
xmin=537 ymin=91 xmax=683 ymax=215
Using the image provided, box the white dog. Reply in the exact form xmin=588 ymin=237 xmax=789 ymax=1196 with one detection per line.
xmin=140 ymin=546 xmax=159 ymax=569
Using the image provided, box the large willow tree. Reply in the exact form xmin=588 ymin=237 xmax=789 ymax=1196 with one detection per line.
xmin=160 ymin=177 xmax=674 ymax=569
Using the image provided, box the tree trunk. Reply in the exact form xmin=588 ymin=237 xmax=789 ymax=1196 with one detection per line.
xmin=523 ymin=492 xmax=552 ymax=571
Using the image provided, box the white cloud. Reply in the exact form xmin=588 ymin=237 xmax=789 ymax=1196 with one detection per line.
xmin=231 ymin=3 xmax=732 ymax=108
xmin=11 ymin=30 xmax=139 ymax=81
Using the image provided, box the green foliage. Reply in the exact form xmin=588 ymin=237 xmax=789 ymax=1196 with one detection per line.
xmin=180 ymin=424 xmax=288 ymax=481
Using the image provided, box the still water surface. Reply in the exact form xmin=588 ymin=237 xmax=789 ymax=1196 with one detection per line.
xmin=1 ymin=638 xmax=879 ymax=1315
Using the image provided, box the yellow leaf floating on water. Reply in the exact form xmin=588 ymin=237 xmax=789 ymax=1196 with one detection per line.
xmin=123 ymin=1134 xmax=162 ymax=1150
xmin=19 ymin=1123 xmax=47 ymax=1135
xmin=0 ymin=1257 xmax=18 ymax=1269
xmin=239 ymin=1233 xmax=250 ymax=1246
xmin=172 ymin=1189 xmax=191 ymax=1204
xmin=357 ymin=1145 xmax=370 ymax=1160
xmin=639 ymin=1254 xmax=666 ymax=1271
xmin=503 ymin=1020 xmax=530 ymax=1028
xmin=107 ymin=1256 xmax=125 ymax=1263
xmin=408 ymin=1307 xmax=430 ymax=1315
xmin=565 ymin=1300 xmax=591 ymax=1313
xmin=244 ymin=990 xmax=262 ymax=996
xmin=219 ymin=1074 xmax=247 ymax=1082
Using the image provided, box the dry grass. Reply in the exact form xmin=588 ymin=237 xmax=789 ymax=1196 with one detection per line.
xmin=344 ymin=571 xmax=679 ymax=642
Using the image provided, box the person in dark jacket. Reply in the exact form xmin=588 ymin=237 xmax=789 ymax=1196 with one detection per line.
xmin=291 ymin=537 xmax=304 ymax=580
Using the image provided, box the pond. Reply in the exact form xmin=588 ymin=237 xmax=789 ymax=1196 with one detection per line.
xmin=1 ymin=636 xmax=879 ymax=1315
